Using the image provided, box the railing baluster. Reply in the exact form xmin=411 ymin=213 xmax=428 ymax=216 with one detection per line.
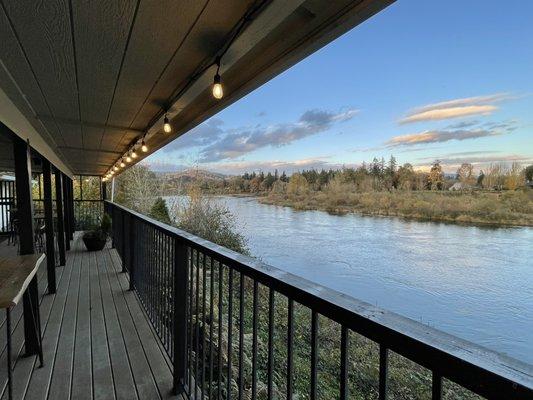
xmin=217 ymin=262 xmax=223 ymax=400
xmin=202 ymin=253 xmax=207 ymax=397
xmin=189 ymin=248 xmax=194 ymax=393
xmin=287 ymin=299 xmax=294 ymax=400
xmin=340 ymin=326 xmax=349 ymax=400
xmin=209 ymin=257 xmax=215 ymax=399
xmin=432 ymin=372 xmax=442 ymax=400
xmin=195 ymin=250 xmax=200 ymax=399
xmin=251 ymin=281 xmax=258 ymax=400
xmin=379 ymin=345 xmax=388 ymax=400
xmin=267 ymin=288 xmax=275 ymax=399
xmin=311 ymin=311 xmax=318 ymax=400
xmin=238 ymin=273 xmax=245 ymax=400
xmin=227 ymin=268 xmax=234 ymax=400
xmin=173 ymin=237 xmax=188 ymax=395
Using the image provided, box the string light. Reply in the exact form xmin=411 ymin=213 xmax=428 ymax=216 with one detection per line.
xmin=126 ymin=153 xmax=132 ymax=163
xmin=141 ymin=139 xmax=148 ymax=152
xmin=212 ymin=57 xmax=223 ymax=99
xmin=131 ymin=148 xmax=138 ymax=159
xmin=120 ymin=159 xmax=125 ymax=168
xmin=114 ymin=165 xmax=119 ymax=171
xmin=163 ymin=115 xmax=172 ymax=133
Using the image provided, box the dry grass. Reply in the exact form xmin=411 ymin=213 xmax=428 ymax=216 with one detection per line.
xmin=261 ymin=187 xmax=533 ymax=227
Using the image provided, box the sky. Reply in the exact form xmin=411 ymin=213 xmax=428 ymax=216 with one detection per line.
xmin=144 ymin=0 xmax=533 ymax=175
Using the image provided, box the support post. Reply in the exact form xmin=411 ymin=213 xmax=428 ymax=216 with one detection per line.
xmin=42 ymin=159 xmax=56 ymax=293
xmin=173 ymin=238 xmax=188 ymax=394
xmin=129 ymin=214 xmax=135 ymax=291
xmin=13 ymin=137 xmax=41 ymax=357
xmin=62 ymin=173 xmax=71 ymax=250
xmin=68 ymin=178 xmax=74 ymax=237
xmin=54 ymin=169 xmax=66 ymax=265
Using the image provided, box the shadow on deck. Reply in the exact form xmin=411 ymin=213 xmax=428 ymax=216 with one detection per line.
xmin=0 ymin=234 xmax=182 ymax=399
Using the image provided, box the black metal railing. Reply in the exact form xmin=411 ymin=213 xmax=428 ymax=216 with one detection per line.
xmin=0 ymin=179 xmax=15 ymax=234
xmin=104 ymin=200 xmax=533 ymax=400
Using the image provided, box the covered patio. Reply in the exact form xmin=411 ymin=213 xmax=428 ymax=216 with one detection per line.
xmin=0 ymin=1 xmax=531 ymax=399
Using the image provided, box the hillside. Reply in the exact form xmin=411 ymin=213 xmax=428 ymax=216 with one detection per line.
xmin=158 ymin=169 xmax=228 ymax=194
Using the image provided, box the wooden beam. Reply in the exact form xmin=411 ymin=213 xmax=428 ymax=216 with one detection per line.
xmin=54 ymin=168 xmax=66 ymax=265
xmin=13 ymin=136 xmax=34 ymax=255
xmin=42 ymin=158 xmax=56 ymax=293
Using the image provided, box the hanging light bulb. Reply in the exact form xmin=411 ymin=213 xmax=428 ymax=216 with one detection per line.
xmin=114 ymin=165 xmax=119 ymax=171
xmin=131 ymin=148 xmax=138 ymax=159
xmin=110 ymin=170 xmax=115 ymax=175
xmin=212 ymin=57 xmax=223 ymax=99
xmin=163 ymin=115 xmax=172 ymax=133
xmin=102 ymin=177 xmax=107 ymax=182
xmin=126 ymin=153 xmax=132 ymax=163
xmin=120 ymin=159 xmax=125 ymax=168
xmin=141 ymin=139 xmax=148 ymax=152
xmin=213 ymin=74 xmax=223 ymax=99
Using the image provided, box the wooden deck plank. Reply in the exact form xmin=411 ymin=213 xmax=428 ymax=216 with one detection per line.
xmin=95 ymin=247 xmax=138 ymax=400
xmin=102 ymin=248 xmax=162 ymax=399
xmin=70 ymin=240 xmax=93 ymax=400
xmin=88 ymin=250 xmax=115 ymax=400
xmin=108 ymin=250 xmax=176 ymax=399
xmin=20 ymin=248 xmax=79 ymax=400
xmin=36 ymin=250 xmax=81 ymax=399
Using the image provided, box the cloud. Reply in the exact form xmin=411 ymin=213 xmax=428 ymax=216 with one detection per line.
xmin=205 ymin=157 xmax=356 ymax=175
xmin=141 ymin=159 xmax=187 ymax=172
xmin=385 ymin=129 xmax=499 ymax=147
xmin=400 ymin=93 xmax=513 ymax=124
xmin=162 ymin=118 xmax=225 ymax=151
xmin=198 ymin=108 xmax=358 ymax=162
xmin=413 ymin=154 xmax=533 ymax=173
xmin=385 ymin=120 xmax=517 ymax=148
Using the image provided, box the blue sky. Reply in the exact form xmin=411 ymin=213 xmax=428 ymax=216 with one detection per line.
xmin=145 ymin=0 xmax=533 ymax=175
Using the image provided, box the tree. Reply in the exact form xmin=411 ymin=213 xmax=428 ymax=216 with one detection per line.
xmin=397 ymin=163 xmax=415 ymax=190
xmin=504 ymin=162 xmax=524 ymax=190
xmin=525 ymin=165 xmax=533 ymax=182
xmin=428 ymin=161 xmax=444 ymax=190
xmin=287 ymin=173 xmax=309 ymax=197
xmin=456 ymin=163 xmax=475 ymax=186
xmin=149 ymin=197 xmax=172 ymax=225
xmin=114 ymin=164 xmax=160 ymax=214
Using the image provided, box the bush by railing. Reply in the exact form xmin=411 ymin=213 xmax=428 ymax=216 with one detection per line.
xmin=105 ymin=200 xmax=533 ymax=399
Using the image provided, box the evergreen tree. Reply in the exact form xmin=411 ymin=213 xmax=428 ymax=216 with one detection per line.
xmin=149 ymin=197 xmax=172 ymax=225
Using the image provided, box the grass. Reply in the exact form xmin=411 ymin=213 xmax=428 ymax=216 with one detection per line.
xmin=260 ymin=189 xmax=533 ymax=227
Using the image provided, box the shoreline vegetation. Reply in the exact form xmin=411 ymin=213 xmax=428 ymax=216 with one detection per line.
xmin=156 ymin=158 xmax=533 ymax=228
xmin=257 ymin=190 xmax=533 ymax=227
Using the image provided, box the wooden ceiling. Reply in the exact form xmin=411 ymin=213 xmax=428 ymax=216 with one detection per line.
xmin=0 ymin=0 xmax=394 ymax=176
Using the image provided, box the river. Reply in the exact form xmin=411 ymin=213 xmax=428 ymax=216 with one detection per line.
xmin=167 ymin=195 xmax=533 ymax=364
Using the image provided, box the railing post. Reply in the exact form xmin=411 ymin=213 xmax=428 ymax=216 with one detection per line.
xmin=121 ymin=210 xmax=126 ymax=272
xmin=173 ymin=237 xmax=188 ymax=395
xmin=129 ymin=214 xmax=135 ymax=291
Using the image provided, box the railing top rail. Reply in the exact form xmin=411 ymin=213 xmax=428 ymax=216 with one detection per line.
xmin=104 ymin=200 xmax=533 ymax=398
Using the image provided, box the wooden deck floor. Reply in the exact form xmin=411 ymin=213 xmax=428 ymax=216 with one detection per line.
xmin=0 ymin=234 xmax=182 ymax=399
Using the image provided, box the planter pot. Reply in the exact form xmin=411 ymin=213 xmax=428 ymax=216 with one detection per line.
xmin=82 ymin=235 xmax=107 ymax=251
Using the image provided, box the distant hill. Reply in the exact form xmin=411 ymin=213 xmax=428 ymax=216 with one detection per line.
xmin=158 ymin=169 xmax=228 ymax=194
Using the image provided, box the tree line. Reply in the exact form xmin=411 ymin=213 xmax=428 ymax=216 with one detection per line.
xmin=202 ymin=157 xmax=532 ymax=195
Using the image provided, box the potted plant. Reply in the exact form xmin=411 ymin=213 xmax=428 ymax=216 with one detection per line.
xmin=82 ymin=213 xmax=112 ymax=251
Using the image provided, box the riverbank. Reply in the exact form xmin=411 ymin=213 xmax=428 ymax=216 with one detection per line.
xmin=257 ymin=190 xmax=533 ymax=227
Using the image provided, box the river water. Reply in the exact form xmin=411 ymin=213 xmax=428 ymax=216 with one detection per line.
xmin=168 ymin=195 xmax=533 ymax=364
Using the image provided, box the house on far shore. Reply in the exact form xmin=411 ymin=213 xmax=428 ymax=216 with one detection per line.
xmin=449 ymin=182 xmax=473 ymax=191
